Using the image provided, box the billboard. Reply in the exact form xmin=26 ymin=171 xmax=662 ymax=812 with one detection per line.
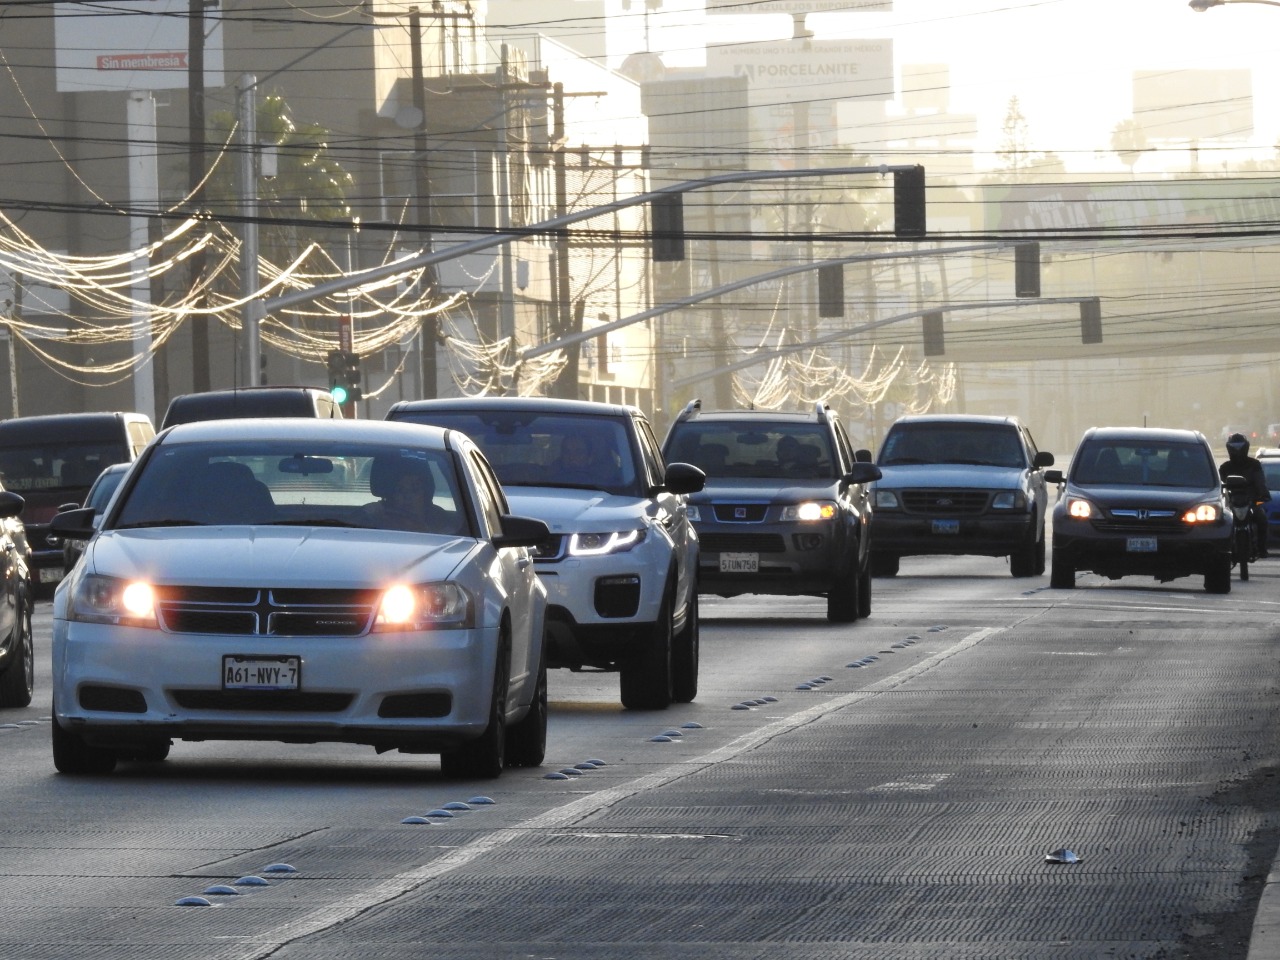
xmin=707 ymin=1 xmax=891 ymax=12
xmin=54 ymin=0 xmax=224 ymax=94
xmin=707 ymin=38 xmax=894 ymax=105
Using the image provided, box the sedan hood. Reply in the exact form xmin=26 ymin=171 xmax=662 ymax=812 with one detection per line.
xmin=875 ymin=464 xmax=1027 ymax=490
xmin=84 ymin=527 xmax=476 ymax=587
xmin=504 ymin=487 xmax=649 ymax=532
xmin=688 ymin=478 xmax=838 ymax=502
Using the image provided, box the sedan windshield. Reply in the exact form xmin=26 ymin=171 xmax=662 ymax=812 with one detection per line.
xmin=1072 ymin=440 xmax=1216 ymax=488
xmin=112 ymin=440 xmax=472 ymax=536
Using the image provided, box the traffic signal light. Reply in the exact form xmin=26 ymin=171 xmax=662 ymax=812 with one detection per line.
xmin=894 ymin=165 xmax=926 ymax=239
xmin=651 ymin=193 xmax=685 ymax=262
xmin=327 ymin=349 xmax=362 ymax=404
xmin=922 ymin=311 xmax=945 ymax=356
xmin=817 ymin=263 xmax=844 ymax=318
xmin=1015 ymin=242 xmax=1040 ymax=298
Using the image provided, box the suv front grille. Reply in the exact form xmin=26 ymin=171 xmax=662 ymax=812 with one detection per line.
xmin=712 ymin=503 xmax=769 ymax=523
xmin=900 ymin=490 xmax=990 ymax=515
xmin=1097 ymin=508 xmax=1182 ymax=533
xmin=155 ymin=586 xmax=379 ymax=637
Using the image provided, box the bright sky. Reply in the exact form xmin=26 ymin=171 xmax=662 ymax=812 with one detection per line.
xmin=606 ymin=0 xmax=1280 ymax=174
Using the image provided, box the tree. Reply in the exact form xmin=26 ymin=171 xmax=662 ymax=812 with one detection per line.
xmin=995 ymin=96 xmax=1034 ymax=183
xmin=1111 ymin=119 xmax=1149 ymax=176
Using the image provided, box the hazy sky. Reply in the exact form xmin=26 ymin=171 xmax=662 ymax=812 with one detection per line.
xmin=605 ymin=0 xmax=1280 ymax=173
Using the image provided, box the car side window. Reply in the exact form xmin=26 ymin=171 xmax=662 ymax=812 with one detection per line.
xmin=832 ymin=420 xmax=854 ymax=472
xmin=468 ymin=450 xmax=507 ymax=535
xmin=635 ymin=417 xmax=664 ymax=487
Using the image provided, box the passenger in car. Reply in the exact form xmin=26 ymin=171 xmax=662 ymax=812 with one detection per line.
xmin=363 ymin=458 xmax=459 ymax=534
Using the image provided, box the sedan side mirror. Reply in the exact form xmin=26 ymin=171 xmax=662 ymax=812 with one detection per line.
xmin=843 ymin=462 xmax=882 ymax=485
xmin=493 ymin=514 xmax=552 ymax=549
xmin=0 ymin=490 xmax=23 ymax=519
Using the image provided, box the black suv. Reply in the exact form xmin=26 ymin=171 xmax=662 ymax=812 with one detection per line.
xmin=662 ymin=400 xmax=881 ymax=623
xmin=871 ymin=414 xmax=1054 ymax=577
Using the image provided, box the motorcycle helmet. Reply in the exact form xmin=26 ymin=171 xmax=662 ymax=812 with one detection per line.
xmin=1226 ymin=432 xmax=1250 ymax=459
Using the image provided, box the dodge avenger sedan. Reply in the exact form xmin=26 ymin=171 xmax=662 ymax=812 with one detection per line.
xmin=49 ymin=418 xmax=550 ymax=778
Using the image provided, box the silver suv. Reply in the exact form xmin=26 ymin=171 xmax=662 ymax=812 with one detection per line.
xmin=871 ymin=414 xmax=1054 ymax=577
xmin=386 ymin=398 xmax=704 ymax=710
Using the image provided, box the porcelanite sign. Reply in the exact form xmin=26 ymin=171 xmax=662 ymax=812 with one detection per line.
xmin=707 ymin=1 xmax=892 ymax=12
xmin=54 ymin=0 xmax=225 ymax=93
xmin=706 ymin=38 xmax=894 ymax=104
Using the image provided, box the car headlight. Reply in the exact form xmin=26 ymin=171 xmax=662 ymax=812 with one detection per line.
xmin=781 ymin=501 xmax=837 ymax=521
xmin=569 ymin=529 xmax=646 ymax=556
xmin=991 ymin=491 xmax=1028 ymax=510
xmin=874 ymin=490 xmax=900 ymax=509
xmin=68 ymin=574 xmax=159 ymax=628
xmin=686 ymin=505 xmax=701 ymax=522
xmin=374 ymin=582 xmax=474 ymax=631
xmin=1182 ymin=503 xmax=1219 ymax=524
xmin=1065 ymin=497 xmax=1095 ymax=520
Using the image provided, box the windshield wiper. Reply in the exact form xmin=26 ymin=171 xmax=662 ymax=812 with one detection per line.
xmin=268 ymin=518 xmax=362 ymax=528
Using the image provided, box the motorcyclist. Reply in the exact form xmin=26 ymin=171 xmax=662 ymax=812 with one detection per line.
xmin=1219 ymin=433 xmax=1270 ymax=557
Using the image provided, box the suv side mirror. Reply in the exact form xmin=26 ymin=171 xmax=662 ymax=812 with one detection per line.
xmin=843 ymin=462 xmax=882 ymax=485
xmin=1044 ymin=469 xmax=1064 ymax=485
xmin=854 ymin=448 xmax=874 ymax=463
xmin=659 ymin=462 xmax=706 ymax=495
xmin=51 ymin=506 xmax=95 ymax=539
xmin=1033 ymin=451 xmax=1055 ymax=469
xmin=493 ymin=514 xmax=552 ymax=549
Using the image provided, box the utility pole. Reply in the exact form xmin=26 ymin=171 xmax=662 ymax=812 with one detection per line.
xmin=550 ymin=83 xmax=578 ymax=399
xmin=187 ymin=0 xmax=210 ymax=392
xmin=238 ymin=74 xmax=261 ymax=387
xmin=409 ymin=7 xmax=437 ymax=399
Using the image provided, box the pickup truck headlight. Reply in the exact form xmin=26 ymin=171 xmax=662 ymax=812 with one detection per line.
xmin=991 ymin=491 xmax=1028 ymax=510
xmin=686 ymin=506 xmax=701 ymax=522
xmin=874 ymin=490 xmax=900 ymax=510
xmin=569 ymin=529 xmax=646 ymax=556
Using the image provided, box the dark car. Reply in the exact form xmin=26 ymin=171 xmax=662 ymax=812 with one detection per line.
xmin=0 ymin=487 xmax=32 ymax=707
xmin=0 ymin=412 xmax=154 ymax=595
xmin=1046 ymin=427 xmax=1233 ymax=594
xmin=1258 ymin=450 xmax=1280 ymax=544
xmin=870 ymin=414 xmax=1054 ymax=578
xmin=160 ymin=386 xmax=343 ymax=429
xmin=662 ymin=400 xmax=881 ymax=623
xmin=60 ymin=462 xmax=130 ymax=570
xmin=387 ymin=397 xmax=704 ymax=711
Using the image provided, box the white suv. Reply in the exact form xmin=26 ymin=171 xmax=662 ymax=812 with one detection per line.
xmin=387 ymin=398 xmax=704 ymax=710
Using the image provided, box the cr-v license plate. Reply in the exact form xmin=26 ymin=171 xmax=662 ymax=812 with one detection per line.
xmin=1126 ymin=537 xmax=1157 ymax=553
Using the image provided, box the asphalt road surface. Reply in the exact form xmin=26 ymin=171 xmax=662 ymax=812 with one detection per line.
xmin=3 ymin=554 xmax=1279 ymax=959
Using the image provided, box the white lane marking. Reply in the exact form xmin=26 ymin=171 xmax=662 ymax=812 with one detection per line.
xmin=226 ymin=627 xmax=1002 ymax=959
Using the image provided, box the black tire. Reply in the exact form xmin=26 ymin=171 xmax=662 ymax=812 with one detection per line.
xmin=1049 ymin=549 xmax=1075 ymax=589
xmin=672 ymin=592 xmax=699 ymax=704
xmin=440 ymin=638 xmax=508 ymax=779
xmin=870 ymin=552 xmax=899 ymax=578
xmin=826 ymin=564 xmax=860 ymax=623
xmin=0 ymin=592 xmax=33 ymax=708
xmin=505 ymin=652 xmax=547 ymax=769
xmin=1034 ymin=528 xmax=1047 ymax=576
xmin=856 ymin=562 xmax=872 ymax=619
xmin=118 ymin=741 xmax=171 ymax=763
xmin=1010 ymin=529 xmax=1038 ymax=578
xmin=1205 ymin=554 xmax=1232 ymax=594
xmin=1235 ymin=527 xmax=1251 ymax=581
xmin=620 ymin=588 xmax=673 ymax=710
xmin=51 ymin=702 xmax=117 ymax=775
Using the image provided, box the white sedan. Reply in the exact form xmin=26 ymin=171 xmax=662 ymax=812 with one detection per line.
xmin=49 ymin=418 xmax=549 ymax=779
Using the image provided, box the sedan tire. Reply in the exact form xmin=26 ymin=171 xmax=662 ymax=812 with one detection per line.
xmin=52 ymin=702 xmax=117 ymax=775
xmin=441 ymin=643 xmax=508 ymax=779
xmin=505 ymin=653 xmax=547 ymax=768
xmin=0 ymin=594 xmax=33 ymax=708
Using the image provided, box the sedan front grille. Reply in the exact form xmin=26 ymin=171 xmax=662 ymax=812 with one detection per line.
xmin=155 ymin=586 xmax=380 ymax=637
xmin=900 ymin=490 xmax=990 ymax=515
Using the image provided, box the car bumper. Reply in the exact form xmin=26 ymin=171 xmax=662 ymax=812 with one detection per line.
xmin=871 ymin=512 xmax=1034 ymax=557
xmin=693 ymin=521 xmax=849 ymax=597
xmin=51 ymin=619 xmax=500 ymax=751
xmin=1052 ymin=525 xmax=1232 ymax=578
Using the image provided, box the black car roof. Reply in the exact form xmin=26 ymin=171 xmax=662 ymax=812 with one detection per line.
xmin=389 ymin=397 xmax=639 ymax=418
xmin=1079 ymin=426 xmax=1206 ymax=444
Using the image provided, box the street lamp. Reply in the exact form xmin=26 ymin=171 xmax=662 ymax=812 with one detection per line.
xmin=1190 ymin=0 xmax=1280 ymax=10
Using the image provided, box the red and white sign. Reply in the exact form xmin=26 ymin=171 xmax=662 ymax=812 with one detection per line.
xmin=55 ymin=0 xmax=223 ymax=93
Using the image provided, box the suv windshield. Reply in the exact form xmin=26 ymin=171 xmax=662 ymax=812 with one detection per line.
xmin=1072 ymin=439 xmax=1217 ymax=488
xmin=0 ymin=441 xmax=129 ymax=494
xmin=879 ymin=422 xmax=1025 ymax=468
xmin=402 ymin=411 xmax=640 ymax=495
xmin=666 ymin=422 xmax=836 ymax=479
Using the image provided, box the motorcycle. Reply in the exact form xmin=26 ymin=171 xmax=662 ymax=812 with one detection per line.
xmin=1224 ymin=474 xmax=1260 ymax=580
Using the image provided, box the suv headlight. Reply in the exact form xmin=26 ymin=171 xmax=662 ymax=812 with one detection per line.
xmin=874 ymin=490 xmax=900 ymax=509
xmin=991 ymin=491 xmax=1028 ymax=510
xmin=1065 ymin=497 xmax=1095 ymax=519
xmin=68 ymin=574 xmax=159 ymax=628
xmin=374 ymin=582 xmax=474 ymax=631
xmin=1181 ymin=503 xmax=1219 ymax=524
xmin=569 ymin=529 xmax=647 ymax=556
xmin=781 ymin=501 xmax=837 ymax=521
xmin=686 ymin=505 xmax=701 ymax=522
